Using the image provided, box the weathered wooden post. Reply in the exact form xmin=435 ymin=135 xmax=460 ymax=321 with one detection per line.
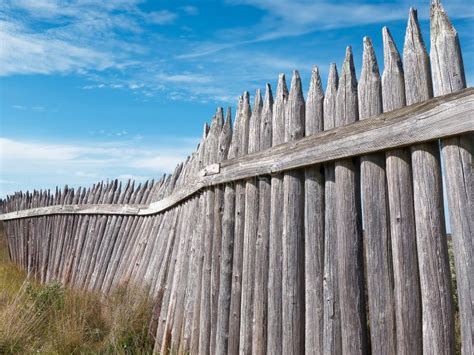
xmin=430 ymin=2 xmax=473 ymax=354
xmin=359 ymin=36 xmax=396 ymax=354
xmin=240 ymin=89 xmax=261 ymax=354
xmin=304 ymin=66 xmax=325 ymax=354
xmin=228 ymin=94 xmax=250 ymax=355
xmin=252 ymin=83 xmax=273 ymax=354
xmin=382 ymin=26 xmax=422 ymax=355
xmin=404 ymin=7 xmax=454 ymax=354
xmin=322 ymin=63 xmax=342 ymax=355
xmin=215 ymin=109 xmax=235 ymax=355
xmin=282 ymin=70 xmax=305 ymax=354
xmin=210 ymin=107 xmax=226 ymax=355
xmin=198 ymin=112 xmax=222 ymax=355
xmin=268 ymin=74 xmax=288 ymax=355
xmin=214 ymin=108 xmax=233 ymax=354
xmin=335 ymin=46 xmax=368 ymax=355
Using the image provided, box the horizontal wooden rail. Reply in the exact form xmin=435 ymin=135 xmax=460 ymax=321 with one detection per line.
xmin=1 ymin=88 xmax=473 ymax=221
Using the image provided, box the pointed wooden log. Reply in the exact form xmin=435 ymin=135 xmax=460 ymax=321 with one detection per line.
xmin=430 ymin=2 xmax=473 ymax=354
xmin=210 ymin=108 xmax=225 ymax=355
xmin=322 ymin=63 xmax=342 ymax=355
xmin=382 ymin=25 xmax=422 ymax=355
xmin=268 ymin=73 xmax=288 ymax=355
xmin=282 ymin=70 xmax=305 ymax=355
xmin=198 ymin=114 xmax=221 ymax=355
xmin=335 ymin=46 xmax=368 ymax=355
xmin=161 ymin=205 xmax=194 ymax=353
xmin=240 ymin=90 xmax=261 ymax=354
xmin=252 ymin=83 xmax=273 ymax=354
xmin=304 ymin=66 xmax=325 ymax=354
xmin=227 ymin=93 xmax=250 ymax=355
xmin=215 ymin=108 xmax=234 ymax=355
xmin=359 ymin=36 xmax=396 ymax=355
xmin=404 ymin=8 xmax=455 ymax=354
xmin=188 ymin=129 xmax=212 ymax=354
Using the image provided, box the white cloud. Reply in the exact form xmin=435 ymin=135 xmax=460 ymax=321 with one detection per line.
xmin=0 ymin=136 xmax=199 ymax=196
xmin=146 ymin=10 xmax=178 ymax=25
xmin=180 ymin=6 xmax=199 ymax=16
xmin=156 ymin=73 xmax=212 ymax=84
xmin=0 ymin=20 xmax=115 ymax=76
xmin=0 ymin=1 xmax=177 ymax=76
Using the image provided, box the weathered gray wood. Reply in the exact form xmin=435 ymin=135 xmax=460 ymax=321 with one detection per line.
xmin=252 ymin=83 xmax=273 ymax=355
xmin=188 ymin=127 xmax=211 ymax=355
xmin=226 ymin=97 xmax=244 ymax=355
xmin=335 ymin=46 xmax=368 ymax=355
xmin=239 ymin=90 xmax=260 ymax=355
xmin=1 ymin=90 xmax=473 ymax=223
xmin=322 ymin=63 xmax=342 ymax=355
xmin=198 ymin=114 xmax=221 ymax=355
xmin=160 ymin=202 xmax=194 ymax=353
xmin=404 ymin=8 xmax=455 ymax=354
xmin=228 ymin=92 xmax=251 ymax=355
xmin=153 ymin=209 xmax=182 ymax=352
xmin=282 ymin=70 xmax=305 ymax=355
xmin=215 ymin=183 xmax=235 ymax=354
xmin=171 ymin=199 xmax=199 ymax=350
xmin=430 ymin=3 xmax=473 ymax=354
xmin=210 ymin=108 xmax=225 ymax=355
xmin=359 ymin=36 xmax=396 ymax=355
xmin=148 ymin=209 xmax=180 ymax=345
xmin=268 ymin=74 xmax=288 ymax=355
xmin=304 ymin=66 xmax=325 ymax=355
xmin=382 ymin=25 xmax=422 ymax=355
xmin=215 ymin=109 xmax=234 ymax=355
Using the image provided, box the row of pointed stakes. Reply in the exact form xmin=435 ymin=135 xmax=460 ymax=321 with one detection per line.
xmin=1 ymin=2 xmax=471 ymax=355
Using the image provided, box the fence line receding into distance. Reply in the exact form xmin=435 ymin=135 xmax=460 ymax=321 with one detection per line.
xmin=1 ymin=1 xmax=472 ymax=354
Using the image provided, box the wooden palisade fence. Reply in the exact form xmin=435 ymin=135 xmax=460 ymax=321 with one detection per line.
xmin=1 ymin=1 xmax=472 ymax=354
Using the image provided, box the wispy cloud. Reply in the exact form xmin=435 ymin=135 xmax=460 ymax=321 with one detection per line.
xmin=156 ymin=73 xmax=212 ymax=84
xmin=0 ymin=0 xmax=178 ymax=76
xmin=180 ymin=6 xmax=199 ymax=16
xmin=181 ymin=0 xmax=473 ymax=59
xmin=0 ymin=136 xmax=199 ymax=197
xmin=0 ymin=0 xmax=472 ymax=104
xmin=146 ymin=10 xmax=178 ymax=25
xmin=0 ymin=20 xmax=115 ymax=76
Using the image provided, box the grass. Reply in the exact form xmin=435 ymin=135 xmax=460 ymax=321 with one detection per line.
xmin=0 ymin=223 xmax=155 ymax=354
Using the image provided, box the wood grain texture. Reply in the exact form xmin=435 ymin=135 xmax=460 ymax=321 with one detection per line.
xmin=382 ymin=26 xmax=422 ymax=355
xmin=335 ymin=46 xmax=368 ymax=355
xmin=404 ymin=8 xmax=455 ymax=354
xmin=209 ymin=108 xmax=226 ymax=355
xmin=322 ymin=63 xmax=342 ymax=355
xmin=282 ymin=71 xmax=305 ymax=355
xmin=359 ymin=36 xmax=396 ymax=355
xmin=198 ymin=113 xmax=221 ymax=355
xmin=239 ymin=91 xmax=260 ymax=355
xmin=1 ymin=89 xmax=473 ymax=223
xmin=215 ymin=109 xmax=234 ymax=355
xmin=430 ymin=3 xmax=473 ymax=354
xmin=252 ymin=84 xmax=273 ymax=355
xmin=304 ymin=66 xmax=325 ymax=355
xmin=228 ymin=94 xmax=249 ymax=355
xmin=267 ymin=73 xmax=288 ymax=355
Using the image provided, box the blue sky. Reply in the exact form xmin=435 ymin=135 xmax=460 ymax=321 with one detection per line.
xmin=0 ymin=0 xmax=473 ymax=198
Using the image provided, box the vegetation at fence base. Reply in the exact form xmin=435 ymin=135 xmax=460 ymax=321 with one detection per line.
xmin=0 ymin=223 xmax=155 ymax=355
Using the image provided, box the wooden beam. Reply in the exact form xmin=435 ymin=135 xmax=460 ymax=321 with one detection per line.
xmin=1 ymin=88 xmax=472 ymax=221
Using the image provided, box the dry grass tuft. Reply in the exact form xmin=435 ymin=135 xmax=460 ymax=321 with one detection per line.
xmin=0 ymin=223 xmax=155 ymax=354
